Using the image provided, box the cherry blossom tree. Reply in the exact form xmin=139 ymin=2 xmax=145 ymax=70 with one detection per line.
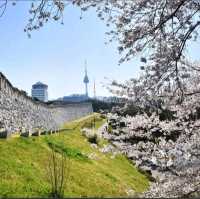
xmin=71 ymin=0 xmax=200 ymax=94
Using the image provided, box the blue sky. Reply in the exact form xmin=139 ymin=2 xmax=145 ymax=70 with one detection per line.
xmin=0 ymin=2 xmax=199 ymax=100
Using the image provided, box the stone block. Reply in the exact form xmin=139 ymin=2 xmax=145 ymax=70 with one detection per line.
xmin=32 ymin=130 xmax=41 ymax=136
xmin=46 ymin=130 xmax=52 ymax=135
xmin=40 ymin=131 xmax=47 ymax=135
xmin=0 ymin=129 xmax=11 ymax=138
xmin=54 ymin=129 xmax=59 ymax=134
xmin=20 ymin=131 xmax=31 ymax=137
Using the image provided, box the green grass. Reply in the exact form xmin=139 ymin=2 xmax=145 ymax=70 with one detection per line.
xmin=0 ymin=114 xmax=149 ymax=197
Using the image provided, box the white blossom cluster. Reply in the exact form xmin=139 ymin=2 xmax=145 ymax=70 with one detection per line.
xmin=101 ymin=110 xmax=200 ymax=197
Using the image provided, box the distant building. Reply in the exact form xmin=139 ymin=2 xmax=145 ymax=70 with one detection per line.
xmin=61 ymin=94 xmax=89 ymax=103
xmin=31 ymin=82 xmax=48 ymax=102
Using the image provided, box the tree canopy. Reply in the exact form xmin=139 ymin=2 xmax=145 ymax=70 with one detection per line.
xmin=72 ymin=0 xmax=200 ymax=100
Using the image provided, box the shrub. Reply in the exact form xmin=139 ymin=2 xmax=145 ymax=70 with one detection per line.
xmin=46 ymin=146 xmax=70 ymax=199
xmin=108 ymin=125 xmax=113 ymax=134
xmin=82 ymin=122 xmax=93 ymax=129
xmin=87 ymin=133 xmax=99 ymax=145
xmin=159 ymin=109 xmax=175 ymax=121
xmin=100 ymin=114 xmax=107 ymax=119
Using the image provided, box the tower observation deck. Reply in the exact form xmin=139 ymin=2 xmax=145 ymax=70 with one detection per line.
xmin=83 ymin=61 xmax=89 ymax=98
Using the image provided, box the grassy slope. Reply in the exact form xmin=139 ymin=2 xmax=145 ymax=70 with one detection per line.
xmin=0 ymin=114 xmax=149 ymax=197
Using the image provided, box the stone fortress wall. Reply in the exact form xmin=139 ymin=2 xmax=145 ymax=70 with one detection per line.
xmin=0 ymin=72 xmax=93 ymax=136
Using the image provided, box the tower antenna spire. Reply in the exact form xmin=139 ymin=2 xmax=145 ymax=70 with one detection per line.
xmin=85 ymin=60 xmax=87 ymax=72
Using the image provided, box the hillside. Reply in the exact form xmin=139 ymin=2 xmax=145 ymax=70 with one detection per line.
xmin=0 ymin=114 xmax=149 ymax=197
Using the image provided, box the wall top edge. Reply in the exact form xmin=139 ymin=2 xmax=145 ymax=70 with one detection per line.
xmin=0 ymin=72 xmax=92 ymax=108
